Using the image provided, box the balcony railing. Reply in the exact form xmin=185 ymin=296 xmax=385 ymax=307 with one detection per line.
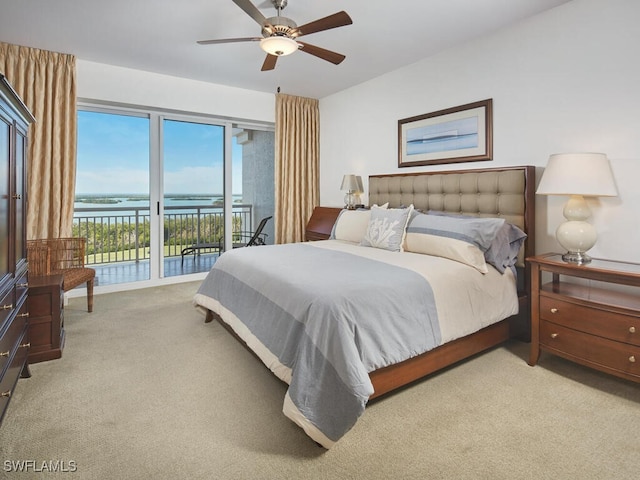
xmin=73 ymin=204 xmax=253 ymax=266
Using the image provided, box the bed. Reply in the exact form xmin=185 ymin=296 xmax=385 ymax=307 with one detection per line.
xmin=193 ymin=165 xmax=535 ymax=448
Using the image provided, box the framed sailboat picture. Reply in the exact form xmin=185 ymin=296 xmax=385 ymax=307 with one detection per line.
xmin=398 ymin=99 xmax=493 ymax=167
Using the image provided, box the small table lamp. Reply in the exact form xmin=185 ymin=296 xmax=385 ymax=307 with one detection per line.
xmin=536 ymin=152 xmax=618 ymax=264
xmin=341 ymin=174 xmax=363 ymax=209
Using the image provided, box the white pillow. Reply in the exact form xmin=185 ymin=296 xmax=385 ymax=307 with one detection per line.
xmin=329 ymin=204 xmax=389 ymax=243
xmin=405 ymin=233 xmax=489 ymax=273
xmin=330 ymin=209 xmax=371 ymax=243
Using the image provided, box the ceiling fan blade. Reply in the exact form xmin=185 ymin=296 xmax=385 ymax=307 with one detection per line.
xmin=233 ymin=0 xmax=267 ymax=26
xmin=261 ymin=54 xmax=278 ymax=71
xmin=293 ymin=11 xmax=353 ymax=37
xmin=297 ymin=42 xmax=346 ymax=65
xmin=197 ymin=37 xmax=261 ymax=45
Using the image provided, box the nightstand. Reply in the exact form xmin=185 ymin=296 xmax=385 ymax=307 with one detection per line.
xmin=27 ymin=274 xmax=65 ymax=364
xmin=305 ymin=206 xmax=342 ymax=241
xmin=527 ymin=253 xmax=640 ymax=383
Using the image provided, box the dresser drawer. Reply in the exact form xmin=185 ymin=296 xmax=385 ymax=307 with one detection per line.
xmin=0 ymin=329 xmax=29 ymax=423
xmin=0 ymin=303 xmax=29 ymax=373
xmin=15 ymin=272 xmax=28 ymax=307
xmin=540 ymin=295 xmax=640 ymax=346
xmin=540 ymin=320 xmax=640 ymax=378
xmin=0 ymin=288 xmax=15 ymax=332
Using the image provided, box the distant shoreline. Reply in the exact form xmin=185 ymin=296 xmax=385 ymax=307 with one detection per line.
xmin=74 ymin=194 xmax=244 ymax=212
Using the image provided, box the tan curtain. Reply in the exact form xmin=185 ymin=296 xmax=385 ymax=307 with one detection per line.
xmin=0 ymin=42 xmax=77 ymax=239
xmin=274 ymin=93 xmax=319 ymax=244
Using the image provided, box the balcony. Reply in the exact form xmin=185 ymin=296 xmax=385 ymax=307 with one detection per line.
xmin=73 ymin=204 xmax=255 ymax=285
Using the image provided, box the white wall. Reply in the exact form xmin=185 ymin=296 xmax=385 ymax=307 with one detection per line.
xmin=77 ymin=60 xmax=275 ymax=123
xmin=319 ymin=0 xmax=640 ymax=262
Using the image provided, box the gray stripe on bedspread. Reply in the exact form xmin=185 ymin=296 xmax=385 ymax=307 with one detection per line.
xmin=197 ymin=243 xmax=440 ymax=442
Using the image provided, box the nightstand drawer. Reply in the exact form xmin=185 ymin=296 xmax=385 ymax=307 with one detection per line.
xmin=540 ymin=295 xmax=640 ymax=346
xmin=540 ymin=321 xmax=640 ymax=377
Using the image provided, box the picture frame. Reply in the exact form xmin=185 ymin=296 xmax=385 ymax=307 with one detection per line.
xmin=398 ymin=99 xmax=493 ymax=167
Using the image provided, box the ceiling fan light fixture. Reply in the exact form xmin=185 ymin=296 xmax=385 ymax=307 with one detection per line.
xmin=260 ymin=36 xmax=298 ymax=56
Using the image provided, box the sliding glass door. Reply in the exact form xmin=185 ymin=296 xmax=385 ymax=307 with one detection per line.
xmin=162 ymin=118 xmax=225 ymax=277
xmin=75 ymin=109 xmax=151 ymax=285
xmin=76 ymin=105 xmax=274 ymax=286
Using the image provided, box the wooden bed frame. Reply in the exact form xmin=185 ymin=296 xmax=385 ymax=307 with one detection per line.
xmin=207 ymin=165 xmax=535 ymax=401
xmin=305 ymin=165 xmax=536 ymax=399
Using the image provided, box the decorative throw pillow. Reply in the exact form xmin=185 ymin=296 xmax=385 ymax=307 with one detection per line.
xmin=360 ymin=205 xmax=413 ymax=252
xmin=404 ymin=212 xmax=505 ymax=273
xmin=427 ymin=211 xmax=527 ymax=273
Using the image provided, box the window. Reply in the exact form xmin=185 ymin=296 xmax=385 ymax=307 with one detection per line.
xmin=75 ymin=104 xmax=274 ymax=286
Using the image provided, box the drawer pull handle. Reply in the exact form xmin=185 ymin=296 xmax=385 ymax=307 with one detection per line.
xmin=1 ymin=390 xmax=11 ymax=398
xmin=17 ymin=312 xmax=29 ymax=318
xmin=17 ymin=283 xmax=28 ymax=288
xmin=0 ymin=351 xmax=9 ymax=357
xmin=630 ymin=356 xmax=636 ymax=363
xmin=630 ymin=326 xmax=637 ymax=334
xmin=550 ymin=308 xmax=558 ymax=313
xmin=550 ymin=333 xmax=559 ymax=339
xmin=1 ymin=304 xmax=13 ymax=310
xmin=20 ymin=342 xmax=30 ymax=349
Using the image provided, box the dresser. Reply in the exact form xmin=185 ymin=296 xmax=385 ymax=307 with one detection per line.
xmin=528 ymin=253 xmax=640 ymax=383
xmin=28 ymin=275 xmax=64 ymax=364
xmin=0 ymin=75 xmax=34 ymax=425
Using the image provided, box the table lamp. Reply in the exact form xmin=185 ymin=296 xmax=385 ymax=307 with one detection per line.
xmin=536 ymin=152 xmax=617 ymax=264
xmin=341 ymin=174 xmax=363 ymax=209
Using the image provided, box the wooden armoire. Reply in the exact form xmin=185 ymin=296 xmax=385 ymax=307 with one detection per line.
xmin=0 ymin=74 xmax=34 ymax=425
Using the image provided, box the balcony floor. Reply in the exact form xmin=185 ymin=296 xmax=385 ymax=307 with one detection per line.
xmin=92 ymin=252 xmax=219 ymax=286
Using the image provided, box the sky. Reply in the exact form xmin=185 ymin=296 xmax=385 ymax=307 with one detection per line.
xmin=76 ymin=110 xmax=243 ymax=195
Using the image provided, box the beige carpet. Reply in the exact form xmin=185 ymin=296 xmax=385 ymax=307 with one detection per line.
xmin=0 ymin=282 xmax=638 ymax=479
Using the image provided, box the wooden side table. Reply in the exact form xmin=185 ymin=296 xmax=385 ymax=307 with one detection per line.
xmin=527 ymin=253 xmax=640 ymax=383
xmin=305 ymin=206 xmax=342 ymax=241
xmin=27 ymin=274 xmax=65 ymax=364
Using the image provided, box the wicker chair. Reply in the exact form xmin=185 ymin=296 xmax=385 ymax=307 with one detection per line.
xmin=27 ymin=237 xmax=96 ymax=312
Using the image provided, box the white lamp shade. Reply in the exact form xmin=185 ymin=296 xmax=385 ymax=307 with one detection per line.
xmin=537 ymin=152 xmax=617 ymax=264
xmin=536 ymin=153 xmax=617 ymax=197
xmin=260 ymin=36 xmax=299 ymax=56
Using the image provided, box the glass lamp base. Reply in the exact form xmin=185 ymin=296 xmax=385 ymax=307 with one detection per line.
xmin=562 ymin=251 xmax=592 ymax=265
xmin=344 ymin=192 xmax=355 ymax=210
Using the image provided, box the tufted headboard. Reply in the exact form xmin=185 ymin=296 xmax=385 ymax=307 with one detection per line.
xmin=368 ymin=166 xmax=536 ymax=269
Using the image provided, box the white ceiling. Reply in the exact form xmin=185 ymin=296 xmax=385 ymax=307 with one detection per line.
xmin=0 ymin=0 xmax=572 ymax=99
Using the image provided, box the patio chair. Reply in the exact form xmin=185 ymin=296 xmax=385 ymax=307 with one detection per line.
xmin=27 ymin=237 xmax=96 ymax=312
xmin=234 ymin=215 xmax=272 ymax=247
xmin=180 ymin=215 xmax=272 ymax=265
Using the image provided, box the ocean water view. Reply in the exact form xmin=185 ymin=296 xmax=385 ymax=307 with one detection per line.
xmin=74 ymin=194 xmax=244 ymax=217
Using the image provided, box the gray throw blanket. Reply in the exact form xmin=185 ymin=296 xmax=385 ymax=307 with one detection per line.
xmin=196 ymin=243 xmax=441 ymax=445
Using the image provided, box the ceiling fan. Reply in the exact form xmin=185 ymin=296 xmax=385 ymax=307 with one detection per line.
xmin=197 ymin=0 xmax=353 ymax=71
